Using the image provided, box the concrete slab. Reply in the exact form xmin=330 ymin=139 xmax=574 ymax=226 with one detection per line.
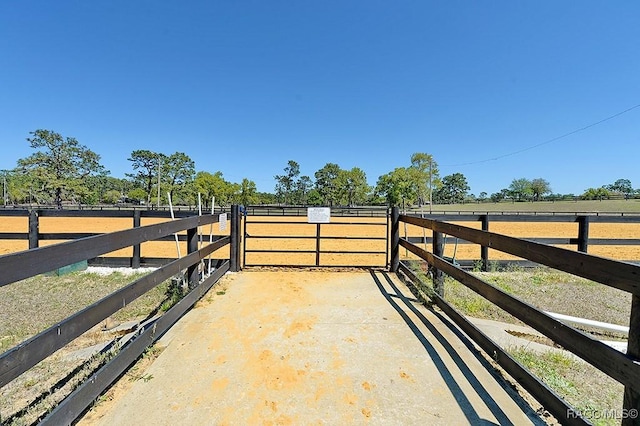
xmin=80 ymin=270 xmax=546 ymax=425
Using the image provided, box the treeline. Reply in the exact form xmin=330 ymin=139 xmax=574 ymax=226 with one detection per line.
xmin=1 ymin=130 xmax=638 ymax=208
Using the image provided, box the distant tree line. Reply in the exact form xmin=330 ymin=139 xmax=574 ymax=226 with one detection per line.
xmin=2 ymin=129 xmax=639 ymax=208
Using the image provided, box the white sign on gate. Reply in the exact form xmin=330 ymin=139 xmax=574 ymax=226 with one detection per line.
xmin=219 ymin=213 xmax=228 ymax=231
xmin=307 ymin=207 xmax=330 ymax=223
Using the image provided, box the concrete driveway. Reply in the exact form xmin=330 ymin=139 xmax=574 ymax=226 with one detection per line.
xmin=80 ymin=270 xmax=546 ymax=425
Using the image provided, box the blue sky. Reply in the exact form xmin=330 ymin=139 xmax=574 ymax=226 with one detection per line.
xmin=1 ymin=1 xmax=639 ymax=196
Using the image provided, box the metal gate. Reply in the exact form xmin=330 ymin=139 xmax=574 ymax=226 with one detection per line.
xmin=242 ymin=207 xmax=389 ymax=268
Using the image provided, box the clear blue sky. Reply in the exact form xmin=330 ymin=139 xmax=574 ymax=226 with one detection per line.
xmin=1 ymin=1 xmax=639 ymax=196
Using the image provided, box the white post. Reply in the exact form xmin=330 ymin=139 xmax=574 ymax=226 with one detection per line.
xmin=208 ymin=196 xmax=215 ymax=274
xmin=168 ymin=192 xmax=181 ymax=258
xmin=429 ymin=158 xmax=433 ymax=214
xmin=157 ymin=157 xmax=161 ymax=208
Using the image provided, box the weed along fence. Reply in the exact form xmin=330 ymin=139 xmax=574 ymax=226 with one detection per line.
xmin=243 ymin=206 xmax=389 ymax=267
xmin=391 ymin=207 xmax=640 ymax=425
xmin=0 ymin=208 xmax=241 ymax=425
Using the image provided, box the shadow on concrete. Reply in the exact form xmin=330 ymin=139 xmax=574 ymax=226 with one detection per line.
xmin=370 ymin=270 xmax=546 ymax=425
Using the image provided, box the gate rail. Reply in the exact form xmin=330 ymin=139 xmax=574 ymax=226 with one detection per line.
xmin=243 ymin=210 xmax=389 ymax=268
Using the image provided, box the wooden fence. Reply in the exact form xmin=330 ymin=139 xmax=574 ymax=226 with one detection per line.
xmin=402 ymin=213 xmax=640 ymax=267
xmin=391 ymin=207 xmax=640 ymax=425
xmin=0 ymin=206 xmax=242 ymax=424
xmin=0 ymin=208 xmax=233 ymax=267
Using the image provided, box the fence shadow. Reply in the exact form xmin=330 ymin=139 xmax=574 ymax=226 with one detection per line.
xmin=369 ymin=270 xmax=546 ymax=425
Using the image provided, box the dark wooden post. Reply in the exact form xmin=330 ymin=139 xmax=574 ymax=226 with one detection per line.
xmin=187 ymin=225 xmax=199 ymax=289
xmin=132 ymin=210 xmax=141 ymax=268
xmin=28 ymin=210 xmax=39 ymax=249
xmin=481 ymin=215 xmax=489 ymax=271
xmin=230 ymin=205 xmax=241 ymax=272
xmin=623 ymin=294 xmax=640 ymax=425
xmin=315 ymin=223 xmax=321 ymax=266
xmin=390 ymin=206 xmax=399 ymax=272
xmin=433 ymin=230 xmax=445 ymax=298
xmin=577 ymin=215 xmax=589 ymax=253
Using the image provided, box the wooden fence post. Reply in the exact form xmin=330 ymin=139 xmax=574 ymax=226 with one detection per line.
xmin=230 ymin=205 xmax=241 ymax=272
xmin=132 ymin=210 xmax=141 ymax=268
xmin=623 ymin=294 xmax=640 ymax=425
xmin=315 ymin=223 xmax=321 ymax=266
xmin=390 ymin=206 xmax=399 ymax=272
xmin=187 ymin=226 xmax=199 ymax=289
xmin=577 ymin=216 xmax=590 ymax=253
xmin=28 ymin=210 xmax=39 ymax=249
xmin=481 ymin=214 xmax=489 ymax=271
xmin=433 ymin=230 xmax=445 ymax=297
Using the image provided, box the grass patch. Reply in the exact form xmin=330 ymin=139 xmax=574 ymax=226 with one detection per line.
xmin=509 ymin=347 xmax=623 ymax=426
xmin=403 ymin=260 xmax=630 ymax=423
xmin=0 ymin=268 xmax=176 ymax=425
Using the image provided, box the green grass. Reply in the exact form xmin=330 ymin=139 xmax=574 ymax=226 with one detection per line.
xmin=0 ymin=271 xmax=170 ymax=353
xmin=411 ymin=199 xmax=640 ymax=214
xmin=0 ymin=269 xmax=175 ymax=425
xmin=404 ymin=261 xmax=629 ymax=424
xmin=510 ymin=347 xmax=623 ymax=426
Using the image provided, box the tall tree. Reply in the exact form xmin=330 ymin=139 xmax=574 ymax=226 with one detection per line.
xmin=606 ymin=179 xmax=634 ymax=197
xmin=508 ymin=178 xmax=533 ymax=201
xmin=410 ymin=153 xmax=439 ymax=206
xmin=295 ymin=175 xmax=313 ymax=205
xmin=127 ymin=150 xmax=165 ymax=205
xmin=239 ymin=178 xmax=258 ymax=206
xmin=336 ymin=167 xmax=371 ymax=206
xmin=434 ymin=173 xmax=470 ymax=204
xmin=274 ymin=160 xmax=301 ymax=205
xmin=164 ymin=152 xmax=195 ymax=201
xmin=314 ymin=163 xmax=342 ymax=206
xmin=530 ymin=178 xmax=552 ymax=201
xmin=194 ymin=171 xmax=235 ymax=206
xmin=374 ymin=167 xmax=418 ymax=207
xmin=17 ymin=129 xmax=107 ymax=208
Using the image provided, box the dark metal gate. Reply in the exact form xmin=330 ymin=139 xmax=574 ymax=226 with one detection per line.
xmin=242 ymin=207 xmax=389 ymax=268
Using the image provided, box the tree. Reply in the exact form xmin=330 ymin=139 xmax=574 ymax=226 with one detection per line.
xmin=508 ymin=178 xmax=533 ymax=201
xmin=17 ymin=129 xmax=107 ymax=208
xmin=530 ymin=178 xmax=552 ymax=201
xmin=306 ymin=189 xmax=323 ymax=206
xmin=490 ymin=192 xmax=504 ymax=203
xmin=314 ymin=163 xmax=342 ymax=206
xmin=434 ymin=173 xmax=470 ymax=204
xmin=238 ymin=178 xmax=258 ymax=206
xmin=582 ymin=187 xmax=610 ymax=200
xmin=606 ymin=179 xmax=634 ymax=198
xmin=194 ymin=171 xmax=235 ymax=206
xmin=274 ymin=160 xmax=302 ymax=205
xmin=127 ymin=150 xmax=165 ymax=205
xmin=127 ymin=187 xmax=147 ymax=203
xmin=335 ymin=167 xmax=371 ymax=206
xmin=164 ymin=152 xmax=195 ymax=202
xmin=374 ymin=167 xmax=418 ymax=207
xmin=409 ymin=153 xmax=439 ymax=206
xmin=295 ymin=175 xmax=313 ymax=205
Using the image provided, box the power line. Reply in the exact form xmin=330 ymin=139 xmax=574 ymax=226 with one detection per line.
xmin=442 ymin=103 xmax=640 ymax=167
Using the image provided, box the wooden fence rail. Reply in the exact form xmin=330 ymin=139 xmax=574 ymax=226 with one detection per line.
xmin=392 ymin=208 xmax=640 ymax=426
xmin=0 ymin=206 xmax=242 ymax=424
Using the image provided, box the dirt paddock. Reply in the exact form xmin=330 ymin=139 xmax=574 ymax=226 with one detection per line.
xmin=1 ymin=215 xmax=639 ymax=264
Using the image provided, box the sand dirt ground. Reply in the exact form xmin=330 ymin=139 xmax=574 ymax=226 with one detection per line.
xmin=79 ymin=270 xmax=546 ymax=425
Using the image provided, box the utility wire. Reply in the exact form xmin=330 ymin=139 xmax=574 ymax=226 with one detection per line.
xmin=442 ymin=103 xmax=640 ymax=167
